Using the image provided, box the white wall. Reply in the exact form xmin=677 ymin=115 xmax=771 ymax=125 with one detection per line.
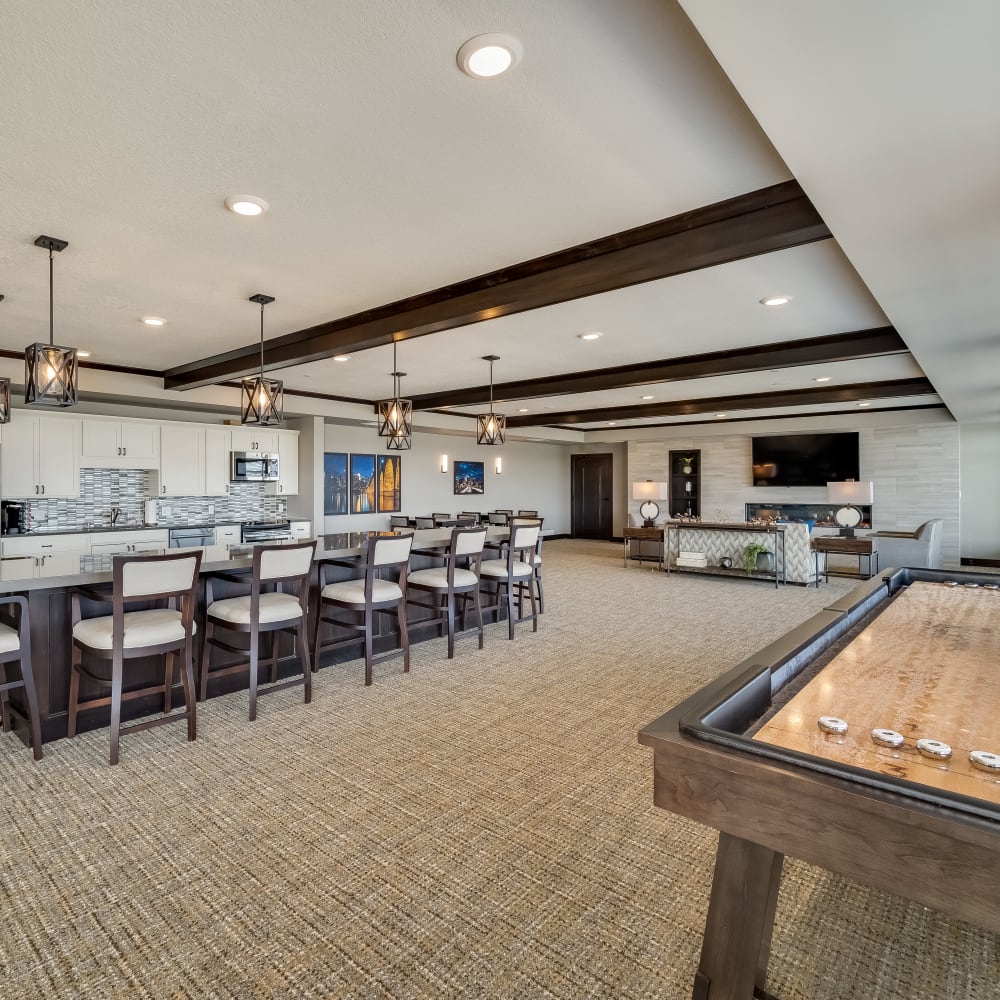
xmin=322 ymin=424 xmax=571 ymax=534
xmin=960 ymin=422 xmax=1000 ymax=560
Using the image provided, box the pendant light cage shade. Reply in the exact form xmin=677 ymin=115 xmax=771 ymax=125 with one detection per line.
xmin=25 ymin=342 xmax=78 ymax=408
xmin=476 ymin=410 xmax=506 ymax=445
xmin=26 ymin=235 xmax=78 ymax=409
xmin=377 ymin=340 xmax=412 ymax=449
xmin=241 ymin=293 xmax=283 ymax=426
xmin=241 ymin=374 xmax=284 ymax=426
xmin=476 ymin=354 xmax=505 ymax=445
xmin=0 ymin=377 xmax=10 ymax=423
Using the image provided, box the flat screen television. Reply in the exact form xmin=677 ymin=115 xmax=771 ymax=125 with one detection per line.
xmin=751 ymin=432 xmax=860 ymax=487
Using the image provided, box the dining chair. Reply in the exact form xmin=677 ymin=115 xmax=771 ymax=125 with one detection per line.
xmin=389 ymin=515 xmax=410 ymax=529
xmin=479 ymin=521 xmax=540 ymax=639
xmin=69 ymin=550 xmax=202 ymax=765
xmin=414 ymin=516 xmax=436 ymax=529
xmin=199 ymin=541 xmax=315 ymax=720
xmin=0 ymin=596 xmax=42 ymax=761
xmin=407 ymin=526 xmax=487 ymax=658
xmin=313 ymin=533 xmax=414 ymax=685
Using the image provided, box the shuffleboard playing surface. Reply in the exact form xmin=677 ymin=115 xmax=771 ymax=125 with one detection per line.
xmin=754 ymin=580 xmax=1000 ymax=805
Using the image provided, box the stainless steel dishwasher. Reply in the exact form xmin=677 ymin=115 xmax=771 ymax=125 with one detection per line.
xmin=168 ymin=526 xmax=215 ymax=548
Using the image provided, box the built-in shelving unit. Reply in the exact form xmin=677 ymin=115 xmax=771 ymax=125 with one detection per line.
xmin=669 ymin=450 xmax=700 ymax=519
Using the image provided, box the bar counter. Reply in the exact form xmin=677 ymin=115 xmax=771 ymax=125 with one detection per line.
xmin=2 ymin=528 xmax=508 ymax=745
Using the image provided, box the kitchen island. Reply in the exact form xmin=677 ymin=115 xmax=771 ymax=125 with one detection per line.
xmin=1 ymin=528 xmax=508 ymax=745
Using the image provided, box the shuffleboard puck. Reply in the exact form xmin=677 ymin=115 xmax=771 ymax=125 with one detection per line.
xmin=970 ymin=750 xmax=1000 ymax=773
xmin=871 ymin=728 xmax=904 ymax=748
xmin=818 ymin=716 xmax=848 ymax=735
xmin=917 ymin=738 xmax=952 ymax=760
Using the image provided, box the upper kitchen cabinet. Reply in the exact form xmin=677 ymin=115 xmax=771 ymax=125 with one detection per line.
xmin=204 ymin=427 xmax=231 ymax=497
xmin=81 ymin=418 xmax=159 ymax=469
xmin=230 ymin=428 xmax=278 ymax=453
xmin=268 ymin=429 xmax=299 ymax=496
xmin=0 ymin=416 xmax=81 ymax=498
xmin=156 ymin=424 xmax=205 ymax=497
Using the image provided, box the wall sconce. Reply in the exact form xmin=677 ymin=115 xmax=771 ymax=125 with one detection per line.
xmin=494 ymin=456 xmax=502 ymax=475
xmin=440 ymin=454 xmax=449 ymax=474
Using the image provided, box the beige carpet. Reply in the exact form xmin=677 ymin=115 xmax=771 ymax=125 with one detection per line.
xmin=1 ymin=541 xmax=997 ymax=999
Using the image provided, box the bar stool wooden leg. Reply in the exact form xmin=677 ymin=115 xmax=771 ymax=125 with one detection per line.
xmin=163 ymin=651 xmax=174 ymax=713
xmin=248 ymin=628 xmax=260 ymax=722
xmin=269 ymin=632 xmax=280 ymax=683
xmin=506 ymin=581 xmax=516 ymax=640
xmin=298 ymin=619 xmax=312 ymax=704
xmin=0 ymin=664 xmax=10 ymax=733
xmin=399 ymin=603 xmax=410 ymax=673
xmin=363 ymin=610 xmax=374 ymax=685
xmin=446 ymin=595 xmax=456 ymax=659
xmin=21 ymin=649 xmax=43 ymax=762
xmin=109 ymin=649 xmax=124 ymax=766
xmin=68 ymin=644 xmax=82 ymax=738
xmin=181 ymin=636 xmax=197 ymax=743
xmin=199 ymin=620 xmax=213 ymax=703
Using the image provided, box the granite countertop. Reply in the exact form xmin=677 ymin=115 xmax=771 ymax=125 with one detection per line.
xmin=7 ymin=521 xmax=241 ymax=538
xmin=0 ymin=526 xmax=507 ymax=593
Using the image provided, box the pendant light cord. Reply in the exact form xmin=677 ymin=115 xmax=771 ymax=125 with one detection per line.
xmin=48 ymin=248 xmax=54 ymax=347
xmin=259 ymin=301 xmax=265 ymax=377
xmin=489 ymin=357 xmax=494 ymax=412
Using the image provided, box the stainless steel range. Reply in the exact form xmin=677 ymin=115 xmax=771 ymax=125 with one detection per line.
xmin=240 ymin=520 xmax=292 ymax=543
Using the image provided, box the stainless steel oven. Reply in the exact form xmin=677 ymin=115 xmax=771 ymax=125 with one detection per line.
xmin=230 ymin=452 xmax=279 ymax=482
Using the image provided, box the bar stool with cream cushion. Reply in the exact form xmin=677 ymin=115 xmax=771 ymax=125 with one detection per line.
xmin=69 ymin=551 xmax=202 ymax=766
xmin=479 ymin=521 xmax=540 ymax=639
xmin=0 ymin=596 xmax=42 ymax=761
xmin=200 ymin=541 xmax=315 ymax=721
xmin=313 ymin=533 xmax=414 ymax=685
xmin=511 ymin=516 xmax=545 ymax=614
xmin=407 ymin=526 xmax=487 ymax=659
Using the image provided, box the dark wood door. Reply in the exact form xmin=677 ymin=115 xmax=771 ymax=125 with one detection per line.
xmin=571 ymin=453 xmax=614 ymax=539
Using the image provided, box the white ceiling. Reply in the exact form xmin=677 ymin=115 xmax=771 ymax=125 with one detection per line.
xmin=0 ymin=0 xmax=977 ymax=431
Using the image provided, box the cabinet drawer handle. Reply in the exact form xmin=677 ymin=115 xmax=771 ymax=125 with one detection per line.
xmin=41 ymin=544 xmax=53 ymax=548
xmin=123 ymin=447 xmax=127 ymax=456
xmin=40 ymin=485 xmax=45 ymax=495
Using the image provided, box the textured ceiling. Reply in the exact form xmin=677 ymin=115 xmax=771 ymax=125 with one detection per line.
xmin=0 ymin=0 xmax=964 ymax=433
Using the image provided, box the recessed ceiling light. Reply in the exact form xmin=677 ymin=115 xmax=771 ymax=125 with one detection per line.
xmin=225 ymin=195 xmax=269 ymax=217
xmin=857 ymin=402 xmax=871 ymax=408
xmin=814 ymin=376 xmax=832 ymax=383
xmin=640 ymin=394 xmax=654 ymax=400
xmin=142 ymin=316 xmax=166 ymax=327
xmin=518 ymin=407 xmax=529 ymax=413
xmin=607 ymin=421 xmax=617 ymax=426
xmin=457 ymin=33 xmax=523 ymax=78
xmin=77 ymin=350 xmax=92 ymax=358
xmin=333 ymin=355 xmax=350 ymax=362
xmin=760 ymin=295 xmax=791 ymax=306
xmin=715 ymin=413 xmax=727 ymax=418
xmin=578 ymin=332 xmax=603 ymax=341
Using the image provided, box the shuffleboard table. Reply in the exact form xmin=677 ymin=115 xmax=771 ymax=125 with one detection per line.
xmin=639 ymin=566 xmax=1000 ymax=1000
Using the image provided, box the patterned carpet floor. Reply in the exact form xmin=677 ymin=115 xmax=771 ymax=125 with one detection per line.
xmin=1 ymin=540 xmax=998 ymax=998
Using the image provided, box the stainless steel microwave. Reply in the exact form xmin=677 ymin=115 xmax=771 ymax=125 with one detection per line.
xmin=231 ymin=452 xmax=279 ymax=482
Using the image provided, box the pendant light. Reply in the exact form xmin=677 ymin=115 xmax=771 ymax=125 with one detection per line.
xmin=476 ymin=354 xmax=505 ymax=445
xmin=240 ymin=293 xmax=283 ymax=426
xmin=25 ymin=236 xmax=78 ymax=408
xmin=376 ymin=340 xmax=412 ymax=450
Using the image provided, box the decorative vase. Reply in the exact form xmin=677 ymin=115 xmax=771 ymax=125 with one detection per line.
xmin=755 ymin=551 xmax=775 ymax=574
xmin=683 ymin=464 xmax=692 ymax=475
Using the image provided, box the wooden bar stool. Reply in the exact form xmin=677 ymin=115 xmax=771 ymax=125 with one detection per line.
xmin=512 ymin=516 xmax=545 ymax=614
xmin=199 ymin=541 xmax=315 ymax=720
xmin=479 ymin=521 xmax=540 ymax=639
xmin=313 ymin=534 xmax=414 ymax=685
xmin=407 ymin=526 xmax=487 ymax=658
xmin=0 ymin=596 xmax=42 ymax=761
xmin=69 ymin=551 xmax=202 ymax=765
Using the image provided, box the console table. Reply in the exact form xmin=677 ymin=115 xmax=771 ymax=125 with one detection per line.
xmin=664 ymin=522 xmax=786 ymax=588
xmin=623 ymin=525 xmax=666 ymax=570
xmin=811 ymin=534 xmax=879 ymax=585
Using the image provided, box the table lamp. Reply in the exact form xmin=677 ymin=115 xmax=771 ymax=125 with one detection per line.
xmin=632 ymin=480 xmax=669 ymax=527
xmin=827 ymin=480 xmax=873 ymax=537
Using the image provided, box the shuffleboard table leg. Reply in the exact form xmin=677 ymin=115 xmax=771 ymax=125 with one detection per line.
xmin=692 ymin=832 xmax=784 ymax=1000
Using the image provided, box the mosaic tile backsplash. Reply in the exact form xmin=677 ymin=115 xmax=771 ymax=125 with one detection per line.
xmin=18 ymin=469 xmax=285 ymax=533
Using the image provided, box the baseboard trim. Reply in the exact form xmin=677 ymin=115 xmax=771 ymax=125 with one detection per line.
xmin=961 ymin=556 xmax=1000 ymax=568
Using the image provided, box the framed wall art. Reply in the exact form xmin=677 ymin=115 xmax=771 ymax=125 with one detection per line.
xmin=323 ymin=452 xmax=348 ymax=515
xmin=454 ymin=460 xmax=485 ymax=495
xmin=377 ymin=454 xmax=402 ymax=512
xmin=349 ymin=453 xmax=376 ymax=513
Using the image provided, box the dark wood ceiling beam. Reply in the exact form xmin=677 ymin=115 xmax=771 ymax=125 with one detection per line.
xmin=504 ymin=377 xmax=936 ymax=427
xmin=163 ymin=179 xmax=830 ymax=390
xmin=409 ymin=327 xmax=906 ymax=410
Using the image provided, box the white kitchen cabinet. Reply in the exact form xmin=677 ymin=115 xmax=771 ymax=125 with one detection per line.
xmin=269 ymin=429 xmax=299 ymax=496
xmin=1 ymin=532 xmax=87 ymax=578
xmin=289 ymin=520 xmax=311 ymax=539
xmin=230 ymin=428 xmax=278 ymax=453
xmin=0 ymin=416 xmax=81 ymax=499
xmin=82 ymin=418 xmax=159 ymax=469
xmin=205 ymin=427 xmax=231 ymax=496
xmin=89 ymin=530 xmax=168 ymax=555
xmin=157 ymin=425 xmax=206 ymax=497
xmin=2 ymin=533 xmax=89 ymax=558
xmin=214 ymin=524 xmax=241 ymax=545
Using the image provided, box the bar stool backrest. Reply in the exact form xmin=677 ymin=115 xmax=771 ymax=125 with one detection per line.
xmin=414 ymin=516 xmax=436 ymax=529
xmin=509 ymin=523 xmax=540 ymax=554
xmin=120 ymin=552 xmax=201 ymax=600
xmin=488 ymin=512 xmax=509 ymax=526
xmin=257 ymin=541 xmax=316 ymax=583
xmin=517 ymin=509 xmax=538 ymax=517
xmin=372 ymin=534 xmax=414 ymax=567
xmin=453 ymin=526 xmax=487 ymax=556
xmin=389 ymin=515 xmax=410 ymax=528
xmin=456 ymin=515 xmax=478 ymax=526
xmin=495 ymin=509 xmax=513 ymax=515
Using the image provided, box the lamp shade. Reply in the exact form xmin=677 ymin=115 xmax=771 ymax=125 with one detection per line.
xmin=827 ymin=480 xmax=874 ymax=505
xmin=632 ymin=480 xmax=669 ymax=501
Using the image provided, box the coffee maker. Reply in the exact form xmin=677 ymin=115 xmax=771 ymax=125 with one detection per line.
xmin=1 ymin=501 xmax=24 ymax=535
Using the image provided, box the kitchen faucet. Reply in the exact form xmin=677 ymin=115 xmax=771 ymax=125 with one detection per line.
xmin=110 ymin=506 xmax=122 ymax=526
